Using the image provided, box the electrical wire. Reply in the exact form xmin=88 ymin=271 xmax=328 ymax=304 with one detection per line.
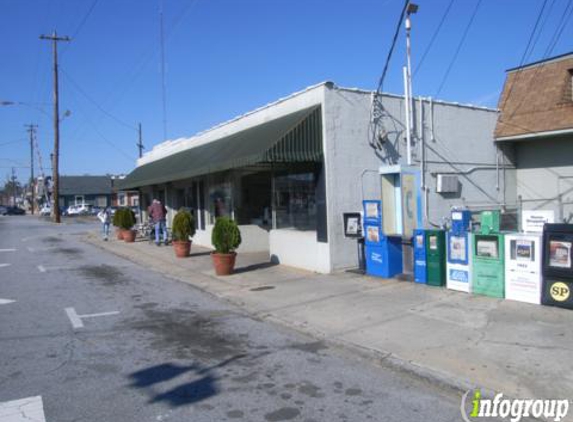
xmin=434 ymin=0 xmax=483 ymax=98
xmin=414 ymin=0 xmax=455 ymax=76
xmin=375 ymin=0 xmax=410 ymax=94
xmin=61 ymin=0 xmax=101 ymax=56
xmin=0 ymin=139 xmax=27 ymax=148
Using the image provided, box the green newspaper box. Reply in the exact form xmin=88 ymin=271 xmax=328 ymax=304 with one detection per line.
xmin=425 ymin=229 xmax=446 ymax=286
xmin=472 ymin=211 xmax=505 ymax=298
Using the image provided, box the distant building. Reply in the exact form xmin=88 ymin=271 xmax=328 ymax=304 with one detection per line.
xmin=120 ymin=82 xmax=512 ymax=273
xmin=495 ymin=52 xmax=573 ymax=223
xmin=59 ymin=175 xmax=113 ymax=208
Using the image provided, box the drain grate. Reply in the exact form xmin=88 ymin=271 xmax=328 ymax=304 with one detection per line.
xmin=249 ymin=286 xmax=276 ymax=292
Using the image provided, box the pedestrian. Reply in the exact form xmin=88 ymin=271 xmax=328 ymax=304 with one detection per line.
xmin=97 ymin=206 xmax=112 ymax=241
xmin=148 ymin=198 xmax=168 ymax=246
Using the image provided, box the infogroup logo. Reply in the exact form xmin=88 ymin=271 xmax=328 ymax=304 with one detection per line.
xmin=461 ymin=389 xmax=570 ymax=422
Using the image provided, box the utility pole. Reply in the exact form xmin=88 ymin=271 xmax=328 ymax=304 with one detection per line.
xmin=25 ymin=123 xmax=38 ymax=215
xmin=137 ymin=123 xmax=144 ymax=158
xmin=40 ymin=31 xmax=70 ymax=223
xmin=11 ymin=167 xmax=17 ymax=206
xmin=404 ymin=2 xmax=418 ymax=166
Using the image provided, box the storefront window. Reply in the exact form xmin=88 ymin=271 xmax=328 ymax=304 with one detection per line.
xmin=275 ymin=171 xmax=317 ymax=230
xmin=209 ymin=182 xmax=232 ymax=224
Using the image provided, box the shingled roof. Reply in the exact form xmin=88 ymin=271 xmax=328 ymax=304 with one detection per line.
xmin=495 ymin=52 xmax=573 ymax=140
xmin=59 ymin=176 xmax=113 ymax=196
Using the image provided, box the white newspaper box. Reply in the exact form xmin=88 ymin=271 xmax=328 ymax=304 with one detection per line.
xmin=504 ymin=211 xmax=554 ymax=304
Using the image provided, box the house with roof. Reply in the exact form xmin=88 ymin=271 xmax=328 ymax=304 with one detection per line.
xmin=495 ymin=52 xmax=573 ymax=223
xmin=120 ymin=82 xmax=514 ymax=273
xmin=59 ymin=175 xmax=114 ymax=208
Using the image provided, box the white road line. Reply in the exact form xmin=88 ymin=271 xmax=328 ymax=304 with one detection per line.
xmin=0 ymin=263 xmax=11 ymax=268
xmin=37 ymin=265 xmax=74 ymax=273
xmin=0 ymin=396 xmax=46 ymax=422
xmin=65 ymin=307 xmax=120 ymax=329
xmin=65 ymin=307 xmax=84 ymax=329
xmin=0 ymin=248 xmax=16 ymax=252
xmin=37 ymin=265 xmax=46 ymax=273
xmin=0 ymin=298 xmax=16 ymax=305
xmin=27 ymin=247 xmax=35 ymax=253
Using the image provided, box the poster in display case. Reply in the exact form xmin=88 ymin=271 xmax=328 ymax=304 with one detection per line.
xmin=449 ymin=236 xmax=466 ymax=261
xmin=365 ymin=202 xmax=379 ymax=220
xmin=548 ymin=240 xmax=572 ymax=269
xmin=429 ymin=235 xmax=438 ymax=250
xmin=366 ymin=226 xmax=380 ymax=243
xmin=511 ymin=239 xmax=534 ymax=262
xmin=416 ymin=234 xmax=424 ymax=248
xmin=476 ymin=237 xmax=499 ymax=258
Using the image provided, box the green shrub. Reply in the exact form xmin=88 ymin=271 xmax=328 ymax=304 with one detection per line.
xmin=112 ymin=208 xmax=121 ymax=227
xmin=211 ymin=217 xmax=241 ymax=254
xmin=117 ymin=207 xmax=136 ymax=230
xmin=172 ymin=208 xmax=196 ymax=241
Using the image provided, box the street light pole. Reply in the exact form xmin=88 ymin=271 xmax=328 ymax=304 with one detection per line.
xmin=25 ymin=124 xmax=38 ymax=215
xmin=40 ymin=31 xmax=70 ymax=224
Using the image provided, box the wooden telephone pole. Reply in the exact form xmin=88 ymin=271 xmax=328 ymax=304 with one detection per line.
xmin=40 ymin=31 xmax=70 ymax=223
xmin=137 ymin=123 xmax=144 ymax=158
xmin=24 ymin=124 xmax=38 ymax=215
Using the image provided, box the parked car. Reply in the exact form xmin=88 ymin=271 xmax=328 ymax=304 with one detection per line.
xmin=39 ymin=204 xmax=51 ymax=216
xmin=65 ymin=204 xmax=92 ymax=216
xmin=5 ymin=206 xmax=25 ymax=215
xmin=0 ymin=205 xmax=7 ymax=215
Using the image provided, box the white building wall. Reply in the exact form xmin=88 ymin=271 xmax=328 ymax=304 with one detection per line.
xmin=321 ymin=85 xmax=515 ymax=271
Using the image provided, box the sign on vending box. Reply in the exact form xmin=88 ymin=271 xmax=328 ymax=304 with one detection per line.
xmin=522 ymin=210 xmax=554 ymax=233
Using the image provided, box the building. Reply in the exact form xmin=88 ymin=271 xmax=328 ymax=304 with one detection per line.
xmin=120 ymin=82 xmax=513 ymax=273
xmin=58 ymin=175 xmax=113 ymax=208
xmin=495 ymin=52 xmax=573 ymax=223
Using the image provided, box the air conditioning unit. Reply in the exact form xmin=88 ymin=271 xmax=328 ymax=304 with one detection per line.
xmin=436 ymin=174 xmax=459 ymax=193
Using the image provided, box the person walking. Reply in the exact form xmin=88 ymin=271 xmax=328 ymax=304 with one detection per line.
xmin=97 ymin=206 xmax=112 ymax=241
xmin=148 ymin=198 xmax=168 ymax=246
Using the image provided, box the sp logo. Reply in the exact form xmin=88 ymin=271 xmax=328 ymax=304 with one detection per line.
xmin=550 ymin=282 xmax=570 ymax=302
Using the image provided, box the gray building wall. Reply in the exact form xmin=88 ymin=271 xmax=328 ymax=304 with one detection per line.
xmin=322 ymin=85 xmax=516 ymax=271
xmin=514 ymin=135 xmax=573 ymax=223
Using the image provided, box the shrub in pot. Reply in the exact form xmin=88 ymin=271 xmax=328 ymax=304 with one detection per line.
xmin=172 ymin=208 xmax=196 ymax=258
xmin=112 ymin=208 xmax=123 ymax=240
xmin=118 ymin=207 xmax=137 ymax=243
xmin=211 ymin=217 xmax=241 ymax=275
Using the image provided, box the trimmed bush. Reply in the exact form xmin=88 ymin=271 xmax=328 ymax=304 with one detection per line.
xmin=172 ymin=208 xmax=196 ymax=241
xmin=211 ymin=217 xmax=241 ymax=254
xmin=112 ymin=208 xmax=121 ymax=227
xmin=117 ymin=207 xmax=136 ymax=230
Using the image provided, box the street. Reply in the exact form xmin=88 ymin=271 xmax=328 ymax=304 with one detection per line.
xmin=0 ymin=217 xmax=461 ymax=422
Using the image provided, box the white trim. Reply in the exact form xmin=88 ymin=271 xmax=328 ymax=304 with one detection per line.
xmin=0 ymin=396 xmax=46 ymax=422
xmin=495 ymin=127 xmax=573 ymax=142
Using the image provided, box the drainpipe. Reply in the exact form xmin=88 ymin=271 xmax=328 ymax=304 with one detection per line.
xmin=419 ymin=96 xmax=425 ymax=225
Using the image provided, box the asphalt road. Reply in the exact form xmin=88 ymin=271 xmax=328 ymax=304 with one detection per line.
xmin=0 ymin=216 xmax=462 ymax=422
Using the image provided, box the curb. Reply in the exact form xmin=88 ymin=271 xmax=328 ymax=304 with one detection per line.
xmin=83 ymin=233 xmax=496 ymax=399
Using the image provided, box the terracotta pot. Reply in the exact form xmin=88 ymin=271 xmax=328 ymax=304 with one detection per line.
xmin=116 ymin=228 xmax=123 ymax=240
xmin=123 ymin=229 xmax=136 ymax=243
xmin=173 ymin=240 xmax=191 ymax=258
xmin=211 ymin=252 xmax=237 ymax=276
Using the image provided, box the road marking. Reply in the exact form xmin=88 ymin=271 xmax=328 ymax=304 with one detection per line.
xmin=0 ymin=396 xmax=46 ymax=422
xmin=28 ymin=246 xmax=59 ymax=253
xmin=0 ymin=248 xmax=16 ymax=252
xmin=0 ymin=263 xmax=10 ymax=268
xmin=65 ymin=307 xmax=120 ymax=329
xmin=37 ymin=265 xmax=74 ymax=273
xmin=38 ymin=265 xmax=46 ymax=273
xmin=0 ymin=298 xmax=16 ymax=305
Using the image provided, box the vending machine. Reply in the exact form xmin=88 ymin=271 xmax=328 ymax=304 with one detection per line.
xmin=413 ymin=229 xmax=427 ymax=284
xmin=503 ymin=210 xmax=553 ymax=305
xmin=472 ymin=210 xmax=505 ymax=298
xmin=446 ymin=210 xmax=472 ymax=292
xmin=363 ymin=200 xmax=403 ymax=278
xmin=541 ymin=224 xmax=573 ymax=310
xmin=426 ymin=229 xmax=446 ymax=286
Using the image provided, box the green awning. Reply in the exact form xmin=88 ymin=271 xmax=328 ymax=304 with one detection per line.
xmin=119 ymin=106 xmax=322 ymax=190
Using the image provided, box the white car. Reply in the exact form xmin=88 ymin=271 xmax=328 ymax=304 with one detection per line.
xmin=66 ymin=204 xmax=92 ymax=216
xmin=39 ymin=204 xmax=51 ymax=216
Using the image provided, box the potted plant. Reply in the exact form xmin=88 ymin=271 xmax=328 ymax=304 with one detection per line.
xmin=119 ymin=207 xmax=137 ymax=243
xmin=112 ymin=208 xmax=123 ymax=240
xmin=211 ymin=217 xmax=242 ymax=275
xmin=172 ymin=208 xmax=196 ymax=258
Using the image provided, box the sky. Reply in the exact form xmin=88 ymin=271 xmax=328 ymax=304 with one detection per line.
xmin=1 ymin=0 xmax=572 ymax=184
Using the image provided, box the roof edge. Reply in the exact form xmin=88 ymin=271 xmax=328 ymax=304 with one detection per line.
xmin=506 ymin=51 xmax=573 ymax=73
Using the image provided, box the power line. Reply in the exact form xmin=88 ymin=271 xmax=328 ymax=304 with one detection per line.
xmin=375 ymin=0 xmax=410 ymax=94
xmin=414 ymin=0 xmax=454 ymax=76
xmin=498 ymin=0 xmax=550 ymax=113
xmin=0 ymin=139 xmax=27 ymax=147
xmin=434 ymin=0 xmax=483 ymax=98
xmin=159 ymin=0 xmax=168 ymax=141
xmin=60 ymin=67 xmax=138 ymax=132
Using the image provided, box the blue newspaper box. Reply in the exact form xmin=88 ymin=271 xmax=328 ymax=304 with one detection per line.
xmin=413 ymin=229 xmax=427 ymax=284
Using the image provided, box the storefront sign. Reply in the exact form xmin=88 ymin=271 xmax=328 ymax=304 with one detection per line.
xmin=522 ymin=210 xmax=554 ymax=233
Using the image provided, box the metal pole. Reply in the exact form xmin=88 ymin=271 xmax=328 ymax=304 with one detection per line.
xmin=403 ymin=66 xmax=411 ymax=165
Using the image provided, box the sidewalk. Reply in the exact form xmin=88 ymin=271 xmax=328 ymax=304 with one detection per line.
xmin=84 ymin=232 xmax=573 ymax=400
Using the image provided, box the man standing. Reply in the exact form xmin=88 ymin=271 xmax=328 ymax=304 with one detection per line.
xmin=148 ymin=198 xmax=168 ymax=246
xmin=97 ymin=206 xmax=112 ymax=241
